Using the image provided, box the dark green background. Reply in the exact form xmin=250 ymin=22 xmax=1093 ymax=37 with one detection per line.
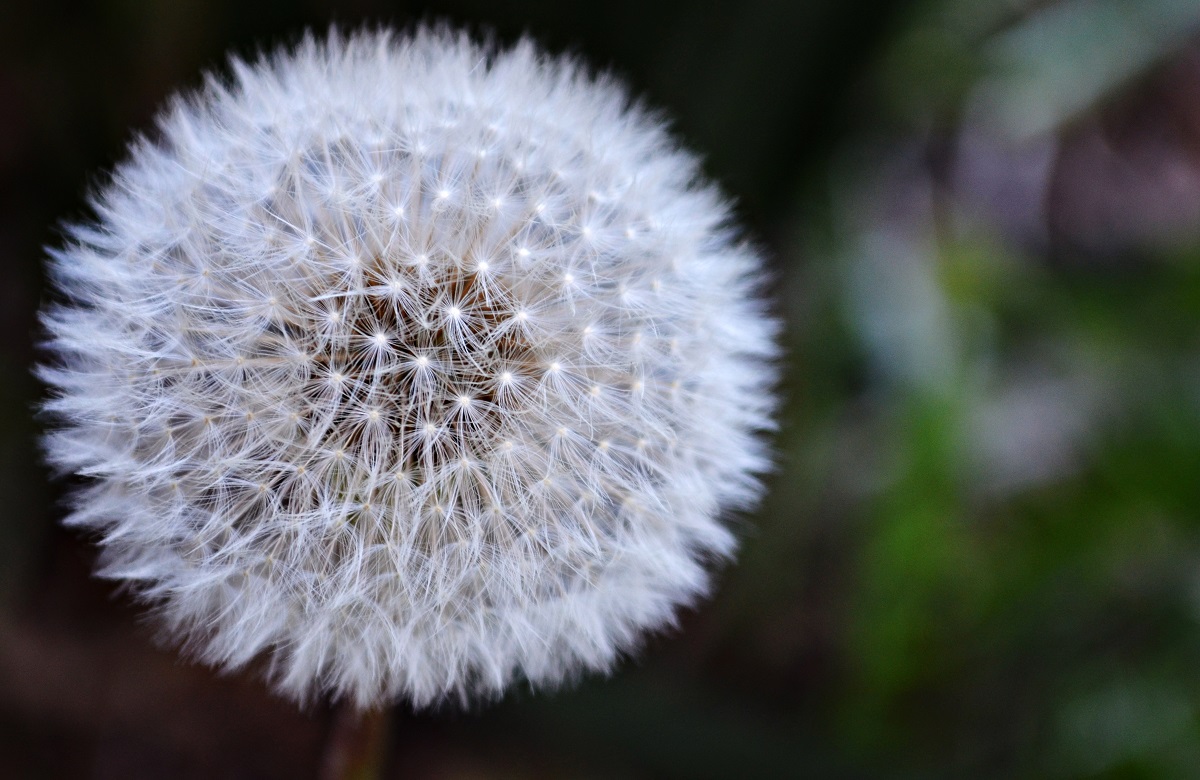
xmin=4 ymin=0 xmax=1200 ymax=777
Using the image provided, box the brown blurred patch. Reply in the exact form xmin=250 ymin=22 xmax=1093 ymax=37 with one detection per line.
xmin=0 ymin=534 xmax=326 ymax=778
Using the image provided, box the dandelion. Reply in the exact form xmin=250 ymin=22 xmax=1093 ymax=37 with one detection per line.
xmin=39 ymin=27 xmax=777 ymax=709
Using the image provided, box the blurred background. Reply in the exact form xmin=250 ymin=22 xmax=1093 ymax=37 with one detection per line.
xmin=4 ymin=0 xmax=1200 ymax=777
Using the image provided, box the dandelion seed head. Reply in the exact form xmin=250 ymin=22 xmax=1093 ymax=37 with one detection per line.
xmin=39 ymin=27 xmax=777 ymax=709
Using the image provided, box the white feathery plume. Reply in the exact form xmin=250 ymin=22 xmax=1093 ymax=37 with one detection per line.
xmin=40 ymin=27 xmax=778 ymax=709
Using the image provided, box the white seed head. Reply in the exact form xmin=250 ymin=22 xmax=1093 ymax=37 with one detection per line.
xmin=39 ymin=28 xmax=777 ymax=709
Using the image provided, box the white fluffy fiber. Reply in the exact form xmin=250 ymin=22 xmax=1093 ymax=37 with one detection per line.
xmin=40 ymin=28 xmax=777 ymax=708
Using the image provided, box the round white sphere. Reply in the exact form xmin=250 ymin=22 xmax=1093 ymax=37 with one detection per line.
xmin=41 ymin=28 xmax=777 ymax=708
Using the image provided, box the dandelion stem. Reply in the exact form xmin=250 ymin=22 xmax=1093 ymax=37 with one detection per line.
xmin=320 ymin=703 xmax=390 ymax=780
